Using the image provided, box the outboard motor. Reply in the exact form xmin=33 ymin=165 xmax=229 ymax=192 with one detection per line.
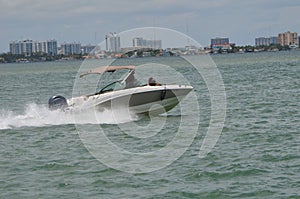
xmin=48 ymin=95 xmax=68 ymax=110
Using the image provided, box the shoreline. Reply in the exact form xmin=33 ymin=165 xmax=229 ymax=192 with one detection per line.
xmin=0 ymin=49 xmax=299 ymax=64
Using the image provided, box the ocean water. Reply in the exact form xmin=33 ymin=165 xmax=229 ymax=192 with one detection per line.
xmin=0 ymin=51 xmax=300 ymax=198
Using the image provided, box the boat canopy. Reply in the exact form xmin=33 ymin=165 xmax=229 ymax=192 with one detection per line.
xmin=80 ymin=65 xmax=135 ymax=78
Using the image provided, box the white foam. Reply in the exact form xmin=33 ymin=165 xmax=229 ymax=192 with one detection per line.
xmin=0 ymin=103 xmax=138 ymax=130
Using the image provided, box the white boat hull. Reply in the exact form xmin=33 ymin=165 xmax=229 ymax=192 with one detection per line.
xmin=68 ymin=85 xmax=192 ymax=115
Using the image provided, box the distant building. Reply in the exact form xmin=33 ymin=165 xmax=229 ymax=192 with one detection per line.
xmin=46 ymin=40 xmax=58 ymax=55
xmin=105 ymin=33 xmax=121 ymax=52
xmin=81 ymin=45 xmax=98 ymax=54
xmin=9 ymin=42 xmax=19 ymax=55
xmin=210 ymin=37 xmax=231 ymax=53
xmin=278 ymin=31 xmax=298 ymax=46
xmin=9 ymin=39 xmax=57 ymax=56
xmin=132 ymin=37 xmax=162 ymax=49
xmin=132 ymin=37 xmax=144 ymax=47
xmin=9 ymin=39 xmax=31 ymax=56
xmin=61 ymin=42 xmax=81 ymax=55
xmin=33 ymin=41 xmax=44 ymax=54
xmin=255 ymin=36 xmax=278 ymax=46
xmin=210 ymin=37 xmax=229 ymax=48
xmin=185 ymin=45 xmax=199 ymax=55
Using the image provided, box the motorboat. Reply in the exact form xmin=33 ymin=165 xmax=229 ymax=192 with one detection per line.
xmin=48 ymin=65 xmax=193 ymax=115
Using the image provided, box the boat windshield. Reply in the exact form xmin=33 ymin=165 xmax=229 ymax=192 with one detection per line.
xmin=96 ymin=69 xmax=141 ymax=93
xmin=98 ymin=81 xmax=125 ymax=94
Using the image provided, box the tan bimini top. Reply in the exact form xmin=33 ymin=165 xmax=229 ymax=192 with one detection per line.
xmin=80 ymin=65 xmax=135 ymax=78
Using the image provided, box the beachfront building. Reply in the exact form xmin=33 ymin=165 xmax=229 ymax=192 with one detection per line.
xmin=278 ymin=31 xmax=298 ymax=47
xmin=210 ymin=37 xmax=231 ymax=53
xmin=133 ymin=37 xmax=162 ymax=49
xmin=9 ymin=39 xmax=58 ymax=56
xmin=45 ymin=40 xmax=58 ymax=55
xmin=255 ymin=36 xmax=278 ymax=46
xmin=9 ymin=39 xmax=33 ymax=56
xmin=60 ymin=42 xmax=81 ymax=55
xmin=211 ymin=37 xmax=229 ymax=48
xmin=81 ymin=45 xmax=98 ymax=54
xmin=105 ymin=33 xmax=121 ymax=52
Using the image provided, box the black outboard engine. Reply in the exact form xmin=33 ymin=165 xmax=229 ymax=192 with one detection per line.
xmin=48 ymin=95 xmax=68 ymax=110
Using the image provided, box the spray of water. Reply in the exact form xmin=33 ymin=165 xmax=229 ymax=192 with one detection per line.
xmin=0 ymin=103 xmax=137 ymax=130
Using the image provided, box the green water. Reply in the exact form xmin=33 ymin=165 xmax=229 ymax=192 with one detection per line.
xmin=0 ymin=51 xmax=300 ymax=198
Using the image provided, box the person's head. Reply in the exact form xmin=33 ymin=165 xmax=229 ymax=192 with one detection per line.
xmin=148 ymin=77 xmax=156 ymax=85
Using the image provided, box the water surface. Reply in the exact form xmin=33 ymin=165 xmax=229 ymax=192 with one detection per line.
xmin=0 ymin=51 xmax=300 ymax=198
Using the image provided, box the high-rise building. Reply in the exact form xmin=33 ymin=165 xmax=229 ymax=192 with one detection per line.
xmin=278 ymin=31 xmax=298 ymax=46
xmin=33 ymin=41 xmax=46 ymax=54
xmin=9 ymin=40 xmax=23 ymax=55
xmin=60 ymin=42 xmax=81 ymax=55
xmin=81 ymin=45 xmax=98 ymax=54
xmin=132 ymin=37 xmax=162 ymax=49
xmin=255 ymin=36 xmax=278 ymax=46
xmin=9 ymin=39 xmax=34 ymax=56
xmin=105 ymin=33 xmax=121 ymax=52
xmin=46 ymin=40 xmax=58 ymax=55
xmin=9 ymin=39 xmax=58 ymax=55
xmin=133 ymin=37 xmax=144 ymax=47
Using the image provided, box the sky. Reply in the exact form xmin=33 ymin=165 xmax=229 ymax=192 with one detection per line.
xmin=1 ymin=0 xmax=300 ymax=52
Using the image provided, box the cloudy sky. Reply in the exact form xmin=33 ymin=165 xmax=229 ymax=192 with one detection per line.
xmin=1 ymin=0 xmax=300 ymax=52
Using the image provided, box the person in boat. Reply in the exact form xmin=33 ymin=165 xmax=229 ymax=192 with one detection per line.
xmin=125 ymin=71 xmax=139 ymax=88
xmin=148 ymin=77 xmax=161 ymax=86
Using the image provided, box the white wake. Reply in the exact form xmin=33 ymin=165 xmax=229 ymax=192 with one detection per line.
xmin=0 ymin=103 xmax=138 ymax=130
